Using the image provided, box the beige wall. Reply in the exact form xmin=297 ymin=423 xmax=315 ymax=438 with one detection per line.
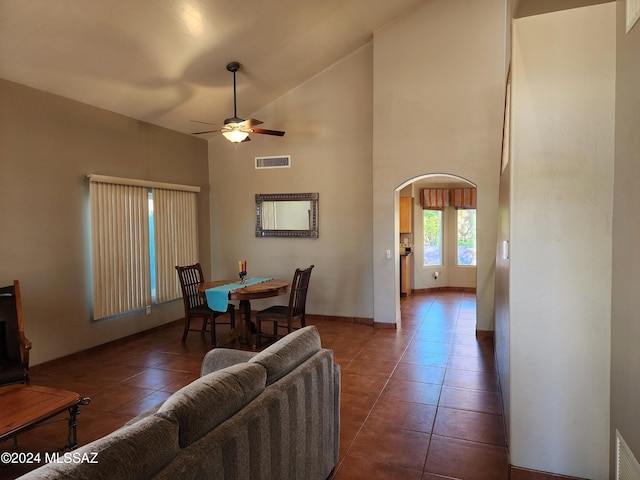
xmin=373 ymin=0 xmax=506 ymax=329
xmin=611 ymin=0 xmax=640 ymax=475
xmin=507 ymin=4 xmax=615 ymax=477
xmin=0 ymin=78 xmax=210 ymax=365
xmin=207 ymin=45 xmax=374 ymax=318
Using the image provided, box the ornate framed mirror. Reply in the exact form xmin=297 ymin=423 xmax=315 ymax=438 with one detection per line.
xmin=255 ymin=193 xmax=319 ymax=238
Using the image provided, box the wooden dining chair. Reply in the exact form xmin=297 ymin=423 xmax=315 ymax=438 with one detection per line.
xmin=0 ymin=280 xmax=32 ymax=386
xmin=255 ymin=265 xmax=314 ymax=348
xmin=175 ymin=263 xmax=235 ymax=346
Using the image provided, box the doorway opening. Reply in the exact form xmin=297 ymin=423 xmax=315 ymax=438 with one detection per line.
xmin=396 ymin=173 xmax=477 ymax=327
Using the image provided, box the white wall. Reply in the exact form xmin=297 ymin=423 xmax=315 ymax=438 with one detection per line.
xmin=207 ymin=46 xmax=374 ymax=319
xmin=508 ymin=4 xmax=615 ymax=477
xmin=373 ymin=0 xmax=506 ymax=329
xmin=611 ymin=0 xmax=640 ymax=475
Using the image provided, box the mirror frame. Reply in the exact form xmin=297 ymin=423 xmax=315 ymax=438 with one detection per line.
xmin=255 ymin=193 xmax=319 ymax=238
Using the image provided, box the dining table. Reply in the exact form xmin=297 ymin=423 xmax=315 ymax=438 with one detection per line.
xmin=198 ymin=278 xmax=289 ymax=350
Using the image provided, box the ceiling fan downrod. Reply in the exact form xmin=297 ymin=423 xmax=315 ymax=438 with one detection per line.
xmin=226 ymin=61 xmax=241 ymax=124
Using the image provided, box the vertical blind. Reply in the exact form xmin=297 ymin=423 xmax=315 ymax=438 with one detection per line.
xmin=90 ymin=182 xmax=151 ymax=319
xmin=154 ymin=188 xmax=199 ymax=303
xmin=89 ymin=175 xmax=200 ymax=320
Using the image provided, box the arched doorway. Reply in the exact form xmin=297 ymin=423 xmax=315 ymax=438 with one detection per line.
xmin=395 ymin=173 xmax=477 ymax=328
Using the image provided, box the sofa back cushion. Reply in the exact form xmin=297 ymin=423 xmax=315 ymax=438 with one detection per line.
xmin=18 ymin=415 xmax=179 ymax=480
xmin=157 ymin=362 xmax=266 ymax=448
xmin=250 ymin=325 xmax=321 ymax=385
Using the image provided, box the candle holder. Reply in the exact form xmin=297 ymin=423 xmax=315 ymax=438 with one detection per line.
xmin=239 ymin=271 xmax=247 ymax=284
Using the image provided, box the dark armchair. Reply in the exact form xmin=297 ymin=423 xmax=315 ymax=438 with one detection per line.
xmin=0 ymin=280 xmax=32 ymax=385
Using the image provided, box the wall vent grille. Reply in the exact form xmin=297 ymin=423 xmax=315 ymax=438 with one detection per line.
xmin=617 ymin=430 xmax=640 ymax=480
xmin=255 ymin=155 xmax=290 ymax=169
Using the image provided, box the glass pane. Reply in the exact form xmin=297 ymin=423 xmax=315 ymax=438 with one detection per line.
xmin=423 ymin=210 xmax=442 ymax=266
xmin=457 ymin=209 xmax=476 ymax=266
xmin=148 ymin=189 xmax=156 ymax=303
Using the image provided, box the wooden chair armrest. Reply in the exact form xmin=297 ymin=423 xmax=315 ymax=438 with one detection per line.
xmin=19 ymin=333 xmax=31 ymax=367
xmin=20 ymin=332 xmax=32 ymax=350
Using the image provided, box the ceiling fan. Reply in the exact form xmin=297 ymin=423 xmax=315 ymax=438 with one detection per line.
xmin=191 ymin=62 xmax=286 ymax=143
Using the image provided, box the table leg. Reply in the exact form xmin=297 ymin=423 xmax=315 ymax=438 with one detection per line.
xmin=67 ymin=405 xmax=79 ymax=449
xmin=238 ymin=300 xmax=255 ymax=349
xmin=217 ymin=301 xmax=254 ymax=349
xmin=66 ymin=398 xmax=90 ymax=450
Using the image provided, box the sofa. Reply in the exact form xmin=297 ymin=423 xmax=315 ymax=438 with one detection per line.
xmin=19 ymin=326 xmax=340 ymax=480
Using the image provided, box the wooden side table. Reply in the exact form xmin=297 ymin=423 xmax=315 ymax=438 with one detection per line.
xmin=0 ymin=384 xmax=91 ymax=450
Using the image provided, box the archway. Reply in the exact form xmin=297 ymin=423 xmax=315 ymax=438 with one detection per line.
xmin=395 ymin=173 xmax=478 ymax=328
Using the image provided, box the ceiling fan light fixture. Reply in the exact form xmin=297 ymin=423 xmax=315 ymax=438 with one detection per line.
xmin=222 ymin=128 xmax=249 ymax=143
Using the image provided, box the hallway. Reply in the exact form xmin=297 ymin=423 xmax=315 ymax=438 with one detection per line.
xmin=329 ymin=290 xmax=507 ymax=479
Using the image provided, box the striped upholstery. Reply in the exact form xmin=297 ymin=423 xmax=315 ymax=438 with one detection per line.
xmin=20 ymin=326 xmax=340 ymax=480
xmin=156 ymin=349 xmax=338 ymax=480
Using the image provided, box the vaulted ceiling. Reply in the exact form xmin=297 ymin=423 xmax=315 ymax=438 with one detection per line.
xmin=0 ymin=0 xmax=423 ymax=136
xmin=0 ymin=1 xmax=612 ymax=139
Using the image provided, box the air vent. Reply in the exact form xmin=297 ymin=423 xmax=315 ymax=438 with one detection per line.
xmin=255 ymin=155 xmax=290 ymax=169
xmin=617 ymin=430 xmax=640 ymax=480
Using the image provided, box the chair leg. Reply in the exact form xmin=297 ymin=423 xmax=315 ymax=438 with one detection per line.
xmin=210 ymin=316 xmax=216 ymax=346
xmin=182 ymin=315 xmax=191 ymax=342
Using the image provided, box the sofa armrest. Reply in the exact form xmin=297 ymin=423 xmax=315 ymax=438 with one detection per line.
xmin=201 ymin=348 xmax=256 ymax=376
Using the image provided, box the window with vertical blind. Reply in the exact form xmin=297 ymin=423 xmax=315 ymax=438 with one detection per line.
xmin=89 ymin=175 xmax=200 ymax=320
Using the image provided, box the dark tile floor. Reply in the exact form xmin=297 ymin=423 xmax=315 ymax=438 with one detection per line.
xmin=1 ymin=290 xmax=507 ymax=480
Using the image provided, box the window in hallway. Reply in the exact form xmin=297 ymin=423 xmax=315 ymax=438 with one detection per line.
xmin=423 ymin=209 xmax=442 ymax=266
xmin=457 ymin=208 xmax=476 ymax=266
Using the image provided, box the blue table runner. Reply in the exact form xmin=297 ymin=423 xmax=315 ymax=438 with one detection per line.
xmin=205 ymin=277 xmax=273 ymax=312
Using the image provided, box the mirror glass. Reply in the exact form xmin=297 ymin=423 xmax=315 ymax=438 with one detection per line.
xmin=256 ymin=193 xmax=318 ymax=238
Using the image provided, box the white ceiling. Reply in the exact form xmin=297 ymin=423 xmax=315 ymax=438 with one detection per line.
xmin=0 ymin=0 xmax=423 ymax=137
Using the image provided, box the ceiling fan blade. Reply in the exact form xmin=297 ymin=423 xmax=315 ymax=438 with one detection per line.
xmin=191 ymin=130 xmax=220 ymax=135
xmin=191 ymin=120 xmax=219 ymax=126
xmin=240 ymin=118 xmax=263 ymax=128
xmin=250 ymin=127 xmax=286 ymax=137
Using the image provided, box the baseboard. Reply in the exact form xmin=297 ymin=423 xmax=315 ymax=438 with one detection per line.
xmin=413 ymin=286 xmax=477 ymax=293
xmin=31 ymin=319 xmax=184 ymax=373
xmin=305 ymin=313 xmax=374 ymax=326
xmin=373 ymin=321 xmax=396 ymax=329
xmin=476 ymin=329 xmax=494 ymax=339
xmin=510 ymin=466 xmax=587 ymax=480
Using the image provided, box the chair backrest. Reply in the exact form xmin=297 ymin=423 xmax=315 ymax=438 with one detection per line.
xmin=175 ymin=263 xmax=207 ymax=311
xmin=288 ymin=265 xmax=314 ymax=318
xmin=0 ymin=280 xmax=29 ymax=369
